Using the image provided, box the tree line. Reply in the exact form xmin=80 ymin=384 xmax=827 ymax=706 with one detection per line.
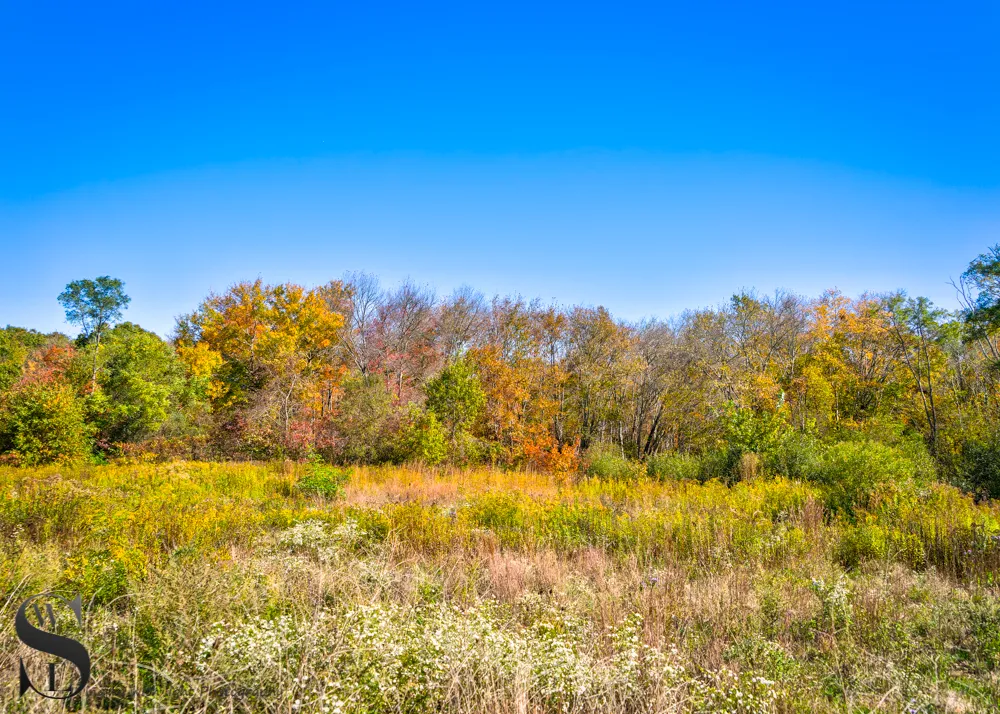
xmin=3 ymin=247 xmax=1000 ymax=498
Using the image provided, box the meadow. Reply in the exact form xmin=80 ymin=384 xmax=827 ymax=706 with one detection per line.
xmin=0 ymin=462 xmax=999 ymax=713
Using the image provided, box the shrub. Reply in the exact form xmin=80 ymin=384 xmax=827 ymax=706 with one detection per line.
xmin=296 ymin=452 xmax=351 ymax=499
xmin=713 ymin=406 xmax=807 ymax=484
xmin=696 ymin=448 xmax=735 ymax=483
xmin=425 ymin=357 xmax=485 ymax=442
xmin=834 ymin=523 xmax=889 ymax=569
xmin=583 ymin=443 xmax=645 ymax=481
xmin=645 ymin=451 xmax=701 ymax=481
xmin=0 ymin=379 xmax=90 ymax=465
xmin=331 ymin=372 xmax=395 ymax=463
xmin=524 ymin=434 xmax=579 ymax=474
xmin=954 ymin=435 xmax=1000 ymax=499
xmin=763 ymin=431 xmax=824 ymax=481
xmin=805 ymin=440 xmax=925 ymax=518
xmin=401 ymin=407 xmax=448 ymax=465
xmin=722 ymin=406 xmax=790 ymax=455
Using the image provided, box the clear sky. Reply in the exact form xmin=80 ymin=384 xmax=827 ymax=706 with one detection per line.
xmin=2 ymin=1 xmax=998 ymax=336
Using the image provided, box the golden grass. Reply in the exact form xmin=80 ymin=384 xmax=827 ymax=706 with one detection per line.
xmin=0 ymin=462 xmax=998 ymax=712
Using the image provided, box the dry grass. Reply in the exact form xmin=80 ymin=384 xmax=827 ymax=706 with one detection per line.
xmin=0 ymin=462 xmax=998 ymax=712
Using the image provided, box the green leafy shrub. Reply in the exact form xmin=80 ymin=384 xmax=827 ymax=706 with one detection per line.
xmin=835 ymin=523 xmax=889 ymax=569
xmin=330 ymin=372 xmax=395 ymax=463
xmin=0 ymin=379 xmax=90 ymax=465
xmin=722 ymin=406 xmax=790 ymax=453
xmin=720 ymin=406 xmax=792 ymax=479
xmin=584 ymin=442 xmax=645 ymax=481
xmin=401 ymin=407 xmax=448 ymax=465
xmin=763 ymin=431 xmax=824 ymax=481
xmin=955 ymin=435 xmax=1000 ymax=499
xmin=695 ymin=448 xmax=734 ymax=483
xmin=296 ymin=452 xmax=351 ymax=499
xmin=690 ymin=406 xmax=800 ymax=484
xmin=425 ymin=357 xmax=485 ymax=443
xmin=805 ymin=440 xmax=926 ymax=518
xmin=645 ymin=451 xmax=701 ymax=481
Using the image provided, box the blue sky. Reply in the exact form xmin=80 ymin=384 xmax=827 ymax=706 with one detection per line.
xmin=2 ymin=1 xmax=998 ymax=336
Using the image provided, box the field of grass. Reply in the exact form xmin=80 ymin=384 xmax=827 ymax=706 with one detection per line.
xmin=1 ymin=462 xmax=1000 ymax=712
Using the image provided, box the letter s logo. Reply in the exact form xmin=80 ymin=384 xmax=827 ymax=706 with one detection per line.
xmin=15 ymin=593 xmax=91 ymax=699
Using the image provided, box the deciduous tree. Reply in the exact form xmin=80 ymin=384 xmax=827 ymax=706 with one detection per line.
xmin=58 ymin=277 xmax=130 ymax=390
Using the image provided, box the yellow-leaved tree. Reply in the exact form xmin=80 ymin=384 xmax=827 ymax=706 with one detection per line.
xmin=175 ymin=279 xmax=345 ymax=457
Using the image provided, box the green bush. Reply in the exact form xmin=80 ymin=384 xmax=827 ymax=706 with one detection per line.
xmin=331 ymin=373 xmax=395 ymax=463
xmin=835 ymin=523 xmax=889 ymax=569
xmin=764 ymin=431 xmax=824 ymax=481
xmin=646 ymin=451 xmax=701 ymax=481
xmin=425 ymin=357 xmax=485 ymax=443
xmin=955 ymin=436 xmax=1000 ymax=499
xmin=584 ymin=442 xmax=645 ymax=481
xmin=696 ymin=448 xmax=736 ymax=483
xmin=0 ymin=379 xmax=90 ymax=465
xmin=805 ymin=440 xmax=926 ymax=518
xmin=722 ymin=406 xmax=790 ymax=454
xmin=703 ymin=406 xmax=799 ymax=483
xmin=296 ymin=452 xmax=351 ymax=499
xmin=401 ymin=407 xmax=448 ymax=465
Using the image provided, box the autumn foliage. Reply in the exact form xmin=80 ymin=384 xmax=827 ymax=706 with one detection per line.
xmin=2 ymin=248 xmax=1000 ymax=503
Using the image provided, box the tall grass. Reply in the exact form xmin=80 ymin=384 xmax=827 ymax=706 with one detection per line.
xmin=1 ymin=462 xmax=999 ymax=711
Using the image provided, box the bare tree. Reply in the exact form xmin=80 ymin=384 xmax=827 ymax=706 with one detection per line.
xmin=438 ymin=286 xmax=488 ymax=359
xmin=377 ymin=280 xmax=437 ymax=398
xmin=341 ymin=272 xmax=385 ymax=375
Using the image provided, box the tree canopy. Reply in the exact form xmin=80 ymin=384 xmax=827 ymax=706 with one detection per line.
xmin=0 ymin=253 xmax=995 ymax=499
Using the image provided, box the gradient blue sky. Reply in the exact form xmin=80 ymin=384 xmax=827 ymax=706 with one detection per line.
xmin=2 ymin=1 xmax=998 ymax=336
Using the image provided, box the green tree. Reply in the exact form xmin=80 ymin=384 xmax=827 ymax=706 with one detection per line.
xmin=886 ymin=294 xmax=949 ymax=453
xmin=401 ymin=406 xmax=448 ymax=465
xmin=331 ymin=372 xmax=394 ymax=463
xmin=955 ymin=244 xmax=1000 ymax=376
xmin=0 ymin=379 xmax=90 ymax=465
xmin=87 ymin=323 xmax=191 ymax=444
xmin=58 ymin=277 xmax=130 ymax=390
xmin=425 ymin=357 xmax=486 ymax=442
xmin=0 ymin=330 xmax=28 ymax=392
